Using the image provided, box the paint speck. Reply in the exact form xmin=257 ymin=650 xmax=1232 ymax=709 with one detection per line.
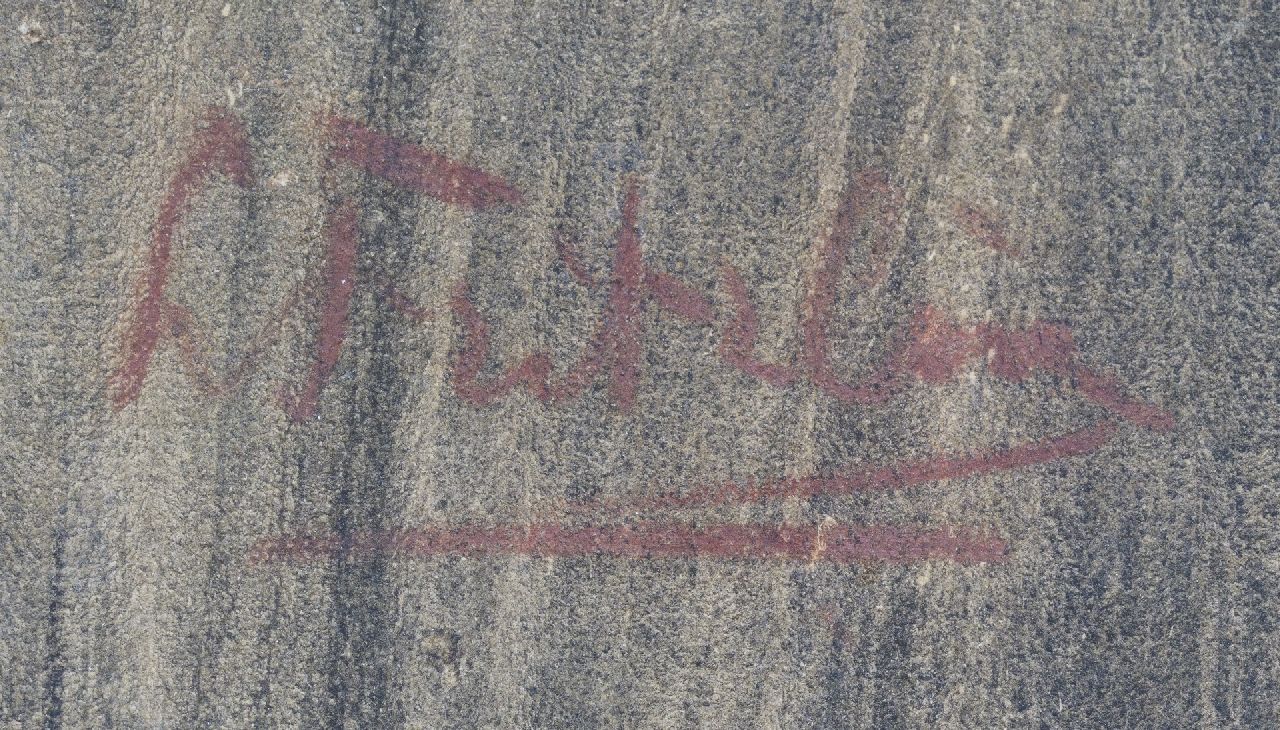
xmin=915 ymin=565 xmax=932 ymax=587
xmin=221 ymin=3 xmax=232 ymax=17
xmin=809 ymin=516 xmax=839 ymax=564
xmin=948 ymin=75 xmax=958 ymax=87
xmin=1052 ymin=92 xmax=1069 ymax=116
xmin=18 ymin=19 xmax=44 ymax=44
xmin=269 ymin=170 xmax=293 ymax=188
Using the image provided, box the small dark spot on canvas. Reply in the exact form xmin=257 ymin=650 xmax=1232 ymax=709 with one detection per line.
xmin=421 ymin=629 xmax=461 ymax=671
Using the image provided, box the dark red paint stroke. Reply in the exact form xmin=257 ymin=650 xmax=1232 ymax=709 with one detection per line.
xmin=451 ymin=178 xmax=715 ymax=409
xmin=1072 ymin=366 xmax=1176 ymax=431
xmin=836 ymin=168 xmax=905 ymax=288
xmin=326 ymin=116 xmax=523 ymax=209
xmin=971 ymin=312 xmax=1174 ymax=430
xmin=285 ymin=199 xmax=359 ymax=422
xmin=606 ymin=180 xmax=647 ymax=407
xmin=110 ymin=108 xmax=252 ymax=409
xmin=719 ymin=169 xmax=905 ymax=401
xmin=382 ymin=281 xmax=436 ymax=323
xmin=555 ymin=232 xmax=596 ymax=287
xmin=440 ymin=166 xmax=1169 ymax=427
xmin=951 ymin=202 xmax=1018 ymax=257
xmin=450 ymin=281 xmax=557 ymax=405
xmin=248 ymin=522 xmax=1006 ymax=565
xmin=162 ymin=292 xmax=298 ymax=399
xmin=888 ymin=307 xmax=1175 ymax=429
xmin=801 ymin=169 xmax=908 ymax=403
xmin=552 ymin=224 xmax=716 ymax=324
xmin=717 ymin=263 xmax=799 ymax=387
xmin=688 ymin=170 xmax=1169 ymax=426
xmin=571 ymin=420 xmax=1118 ymax=517
xmin=554 ymin=225 xmax=712 ymax=323
xmin=645 ymin=270 xmax=715 ymax=323
xmin=718 ymin=293 xmax=1173 ymax=429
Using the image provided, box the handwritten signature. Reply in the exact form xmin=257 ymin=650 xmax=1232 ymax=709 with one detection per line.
xmin=108 ymin=108 xmax=1174 ymax=566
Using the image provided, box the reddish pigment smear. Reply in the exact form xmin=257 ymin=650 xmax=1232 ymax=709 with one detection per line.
xmin=440 ymin=170 xmax=1172 ymax=425
xmin=111 ymin=110 xmax=1172 ymax=444
xmin=951 ymin=202 xmax=1018 ymax=257
xmin=554 ymin=232 xmax=595 ymax=287
xmin=799 ymin=169 xmax=904 ymax=401
xmin=717 ymin=263 xmax=799 ymax=387
xmin=277 ymin=117 xmax=527 ymax=419
xmin=111 ymin=112 xmax=530 ymax=417
xmin=108 ymin=112 xmax=1174 ymax=570
xmin=248 ymin=522 xmax=1006 ymax=566
xmin=718 ymin=283 xmax=1173 ymax=428
xmin=325 ymin=116 xmax=524 ymax=209
xmin=381 ymin=281 xmax=436 ymax=323
xmin=109 ymin=108 xmax=253 ymax=409
xmin=160 ymin=292 xmax=299 ymax=400
xmin=284 ymin=199 xmax=359 ymax=422
xmin=569 ymin=420 xmax=1120 ymax=517
xmin=451 ymin=177 xmax=715 ymax=409
xmin=712 ymin=171 xmax=1170 ymax=429
xmin=720 ymin=169 xmax=904 ymax=396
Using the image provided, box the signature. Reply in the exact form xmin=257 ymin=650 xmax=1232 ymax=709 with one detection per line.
xmin=108 ymin=107 xmax=1174 ymax=566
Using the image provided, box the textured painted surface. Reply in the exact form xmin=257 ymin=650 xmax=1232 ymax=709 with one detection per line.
xmin=1 ymin=1 xmax=1277 ymax=728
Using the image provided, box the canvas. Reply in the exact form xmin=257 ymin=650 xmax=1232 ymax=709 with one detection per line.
xmin=2 ymin=2 xmax=1277 ymax=728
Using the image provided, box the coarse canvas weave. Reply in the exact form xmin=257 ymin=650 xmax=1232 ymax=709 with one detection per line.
xmin=2 ymin=2 xmax=1277 ymax=728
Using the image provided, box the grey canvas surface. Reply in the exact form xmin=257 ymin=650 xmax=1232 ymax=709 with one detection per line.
xmin=2 ymin=1 xmax=1277 ymax=728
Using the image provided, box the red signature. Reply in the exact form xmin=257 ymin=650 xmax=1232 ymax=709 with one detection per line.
xmin=109 ymin=107 xmax=1174 ymax=566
